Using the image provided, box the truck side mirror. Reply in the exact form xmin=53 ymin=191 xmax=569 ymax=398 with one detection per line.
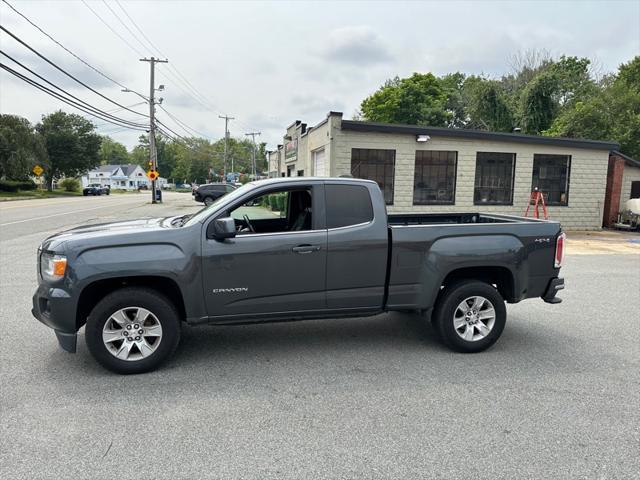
xmin=211 ymin=217 xmax=236 ymax=240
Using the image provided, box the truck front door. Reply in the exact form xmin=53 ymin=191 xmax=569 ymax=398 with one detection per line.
xmin=202 ymin=184 xmax=327 ymax=320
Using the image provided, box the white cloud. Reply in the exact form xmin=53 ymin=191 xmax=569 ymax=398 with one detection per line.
xmin=318 ymin=26 xmax=394 ymax=66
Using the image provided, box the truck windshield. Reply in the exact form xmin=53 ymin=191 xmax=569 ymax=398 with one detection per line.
xmin=183 ymin=182 xmax=257 ymax=226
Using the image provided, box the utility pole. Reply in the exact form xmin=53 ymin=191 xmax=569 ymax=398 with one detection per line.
xmin=245 ymin=131 xmax=261 ymax=180
xmin=140 ymin=57 xmax=168 ymax=203
xmin=219 ymin=115 xmax=234 ymax=182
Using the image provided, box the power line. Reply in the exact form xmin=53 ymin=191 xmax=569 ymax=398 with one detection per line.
xmin=114 ymin=0 xmax=162 ymax=56
xmin=101 ymin=0 xmax=153 ymax=57
xmin=0 ymin=0 xmax=146 ymax=98
xmin=80 ymin=0 xmax=146 ymax=58
xmin=110 ymin=0 xmax=257 ymax=133
xmin=0 ymin=25 xmax=149 ymax=119
xmin=0 ymin=50 xmax=148 ymax=128
xmin=157 ymin=105 xmax=213 ymax=140
xmin=0 ymin=62 xmax=147 ymax=130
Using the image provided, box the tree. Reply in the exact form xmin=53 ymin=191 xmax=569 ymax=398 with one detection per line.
xmin=360 ymin=73 xmax=450 ymax=126
xmin=99 ymin=136 xmax=129 ymax=165
xmin=462 ymin=76 xmax=514 ymax=131
xmin=545 ymin=56 xmax=640 ymax=158
xmin=36 ymin=111 xmax=101 ymax=190
xmin=518 ymin=72 xmax=560 ymax=134
xmin=440 ymin=72 xmax=467 ymax=128
xmin=0 ymin=114 xmax=47 ymax=180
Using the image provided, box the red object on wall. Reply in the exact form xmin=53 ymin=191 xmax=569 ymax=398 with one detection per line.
xmin=603 ymin=154 xmax=625 ymax=227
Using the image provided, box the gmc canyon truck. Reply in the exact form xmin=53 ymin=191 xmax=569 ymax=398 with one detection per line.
xmin=32 ymin=177 xmax=565 ymax=374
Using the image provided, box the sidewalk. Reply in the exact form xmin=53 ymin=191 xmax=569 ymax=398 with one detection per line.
xmin=566 ymin=229 xmax=640 ymax=254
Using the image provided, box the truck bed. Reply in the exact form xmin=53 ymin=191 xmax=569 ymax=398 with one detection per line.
xmin=385 ymin=212 xmax=562 ymax=311
xmin=387 ymin=212 xmax=545 ymax=226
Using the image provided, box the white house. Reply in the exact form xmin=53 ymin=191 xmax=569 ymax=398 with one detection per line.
xmin=82 ymin=164 xmax=166 ymax=190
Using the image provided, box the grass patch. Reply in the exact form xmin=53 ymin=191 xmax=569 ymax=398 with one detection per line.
xmin=0 ymin=189 xmax=83 ymax=200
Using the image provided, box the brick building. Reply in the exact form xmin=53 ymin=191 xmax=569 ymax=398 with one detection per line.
xmin=268 ymin=112 xmax=626 ymax=230
xmin=603 ymin=151 xmax=640 ymax=227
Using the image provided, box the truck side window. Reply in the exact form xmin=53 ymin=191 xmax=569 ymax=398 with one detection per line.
xmin=229 ymin=188 xmax=313 ymax=234
xmin=325 ymin=184 xmax=373 ymax=229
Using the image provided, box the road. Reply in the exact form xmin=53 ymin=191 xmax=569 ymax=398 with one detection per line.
xmin=1 ymin=194 xmax=639 ymax=479
xmin=0 ymin=191 xmax=198 ymax=242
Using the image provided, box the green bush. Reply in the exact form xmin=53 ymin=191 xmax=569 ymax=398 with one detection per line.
xmin=0 ymin=180 xmax=37 ymax=192
xmin=59 ymin=177 xmax=80 ymax=192
xmin=276 ymin=194 xmax=286 ymax=212
xmin=269 ymin=195 xmax=278 ymax=210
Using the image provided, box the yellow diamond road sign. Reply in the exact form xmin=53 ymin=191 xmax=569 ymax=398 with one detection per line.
xmin=147 ymin=170 xmax=158 ymax=180
xmin=32 ymin=165 xmax=43 ymax=177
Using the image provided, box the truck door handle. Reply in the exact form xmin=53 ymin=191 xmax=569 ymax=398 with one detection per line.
xmin=292 ymin=244 xmax=320 ymax=254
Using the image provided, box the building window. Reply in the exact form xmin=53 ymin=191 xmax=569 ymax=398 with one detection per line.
xmin=351 ymin=148 xmax=395 ymax=205
xmin=297 ymin=170 xmax=304 ymax=176
xmin=413 ymin=150 xmax=457 ymax=205
xmin=630 ymin=181 xmax=640 ymax=199
xmin=532 ymin=154 xmax=571 ymax=206
xmin=474 ymin=152 xmax=516 ymax=205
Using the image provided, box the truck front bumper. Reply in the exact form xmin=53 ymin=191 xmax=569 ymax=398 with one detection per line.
xmin=542 ymin=277 xmax=564 ymax=304
xmin=32 ymin=284 xmax=78 ymax=353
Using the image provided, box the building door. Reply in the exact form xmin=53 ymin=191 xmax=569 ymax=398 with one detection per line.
xmin=313 ymin=148 xmax=326 ymax=177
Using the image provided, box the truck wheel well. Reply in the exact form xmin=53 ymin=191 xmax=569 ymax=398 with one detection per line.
xmin=441 ymin=266 xmax=515 ymax=302
xmin=76 ymin=276 xmax=187 ymax=330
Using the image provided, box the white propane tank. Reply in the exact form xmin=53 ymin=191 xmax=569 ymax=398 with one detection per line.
xmin=625 ymin=198 xmax=640 ymax=215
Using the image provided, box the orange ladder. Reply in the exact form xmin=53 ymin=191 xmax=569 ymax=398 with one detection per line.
xmin=524 ymin=188 xmax=549 ymax=220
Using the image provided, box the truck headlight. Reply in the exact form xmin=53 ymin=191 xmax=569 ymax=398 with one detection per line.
xmin=40 ymin=252 xmax=67 ymax=281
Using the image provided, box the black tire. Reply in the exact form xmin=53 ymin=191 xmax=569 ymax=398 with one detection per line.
xmin=85 ymin=287 xmax=181 ymax=374
xmin=433 ymin=280 xmax=506 ymax=353
xmin=105 ymin=190 xmax=110 ymax=195
xmin=203 ymin=196 xmax=214 ymax=206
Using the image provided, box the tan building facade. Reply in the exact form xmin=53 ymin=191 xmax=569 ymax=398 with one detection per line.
xmin=269 ymin=112 xmax=620 ymax=230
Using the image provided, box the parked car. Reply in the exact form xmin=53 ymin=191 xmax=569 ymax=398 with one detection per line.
xmin=82 ymin=184 xmax=109 ymax=196
xmin=137 ymin=184 xmax=149 ymax=191
xmin=194 ymin=183 xmax=237 ymax=205
xmin=32 ymin=177 xmax=565 ymax=374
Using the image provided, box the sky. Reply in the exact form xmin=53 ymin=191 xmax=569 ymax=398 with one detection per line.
xmin=1 ymin=0 xmax=639 ymax=151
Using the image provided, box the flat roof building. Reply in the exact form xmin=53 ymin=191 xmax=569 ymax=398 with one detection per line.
xmin=268 ymin=112 xmax=625 ymax=230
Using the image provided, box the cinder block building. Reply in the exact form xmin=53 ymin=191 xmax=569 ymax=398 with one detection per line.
xmin=268 ymin=112 xmax=628 ymax=230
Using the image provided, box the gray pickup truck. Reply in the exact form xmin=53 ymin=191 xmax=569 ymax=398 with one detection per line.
xmin=33 ymin=177 xmax=565 ymax=374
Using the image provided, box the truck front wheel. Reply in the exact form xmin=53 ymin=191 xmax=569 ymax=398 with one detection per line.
xmin=85 ymin=287 xmax=181 ymax=374
xmin=433 ymin=280 xmax=506 ymax=353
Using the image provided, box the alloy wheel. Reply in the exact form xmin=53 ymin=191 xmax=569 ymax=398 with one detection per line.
xmin=453 ymin=296 xmax=496 ymax=342
xmin=102 ymin=307 xmax=163 ymax=361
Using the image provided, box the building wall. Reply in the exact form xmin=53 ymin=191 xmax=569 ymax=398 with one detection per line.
xmin=620 ymin=164 xmax=640 ymax=208
xmin=329 ymin=125 xmax=609 ymax=230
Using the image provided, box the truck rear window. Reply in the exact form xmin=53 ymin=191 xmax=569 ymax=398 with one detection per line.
xmin=325 ymin=184 xmax=374 ymax=228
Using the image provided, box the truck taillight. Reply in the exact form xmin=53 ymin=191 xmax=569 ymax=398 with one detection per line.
xmin=555 ymin=232 xmax=566 ymax=268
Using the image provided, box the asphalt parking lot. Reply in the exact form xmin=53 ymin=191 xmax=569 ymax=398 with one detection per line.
xmin=1 ymin=193 xmax=639 ymax=479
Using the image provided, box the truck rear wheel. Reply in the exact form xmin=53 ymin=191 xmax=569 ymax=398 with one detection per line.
xmin=85 ymin=287 xmax=181 ymax=374
xmin=433 ymin=280 xmax=506 ymax=353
